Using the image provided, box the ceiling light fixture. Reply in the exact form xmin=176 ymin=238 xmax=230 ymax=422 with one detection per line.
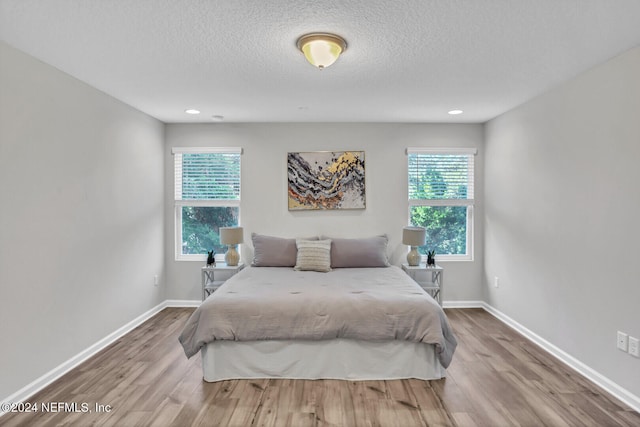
xmin=448 ymin=109 xmax=463 ymax=115
xmin=185 ymin=109 xmax=200 ymax=115
xmin=296 ymin=33 xmax=347 ymax=69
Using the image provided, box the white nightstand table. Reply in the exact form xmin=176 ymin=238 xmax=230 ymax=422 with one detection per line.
xmin=202 ymin=263 xmax=245 ymax=301
xmin=401 ymin=264 xmax=444 ymax=306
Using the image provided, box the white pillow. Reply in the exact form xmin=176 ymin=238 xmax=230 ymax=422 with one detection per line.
xmin=294 ymin=239 xmax=332 ymax=272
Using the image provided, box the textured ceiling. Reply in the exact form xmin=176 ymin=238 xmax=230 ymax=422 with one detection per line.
xmin=1 ymin=0 xmax=639 ymax=123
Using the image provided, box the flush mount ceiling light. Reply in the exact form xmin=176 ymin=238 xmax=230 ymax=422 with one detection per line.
xmin=185 ymin=109 xmax=200 ymax=115
xmin=296 ymin=33 xmax=347 ymax=69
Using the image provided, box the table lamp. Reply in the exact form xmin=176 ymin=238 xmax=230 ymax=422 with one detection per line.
xmin=402 ymin=226 xmax=426 ymax=266
xmin=220 ymin=226 xmax=243 ymax=266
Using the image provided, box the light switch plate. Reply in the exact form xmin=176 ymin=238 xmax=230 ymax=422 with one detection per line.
xmin=629 ymin=336 xmax=639 ymax=357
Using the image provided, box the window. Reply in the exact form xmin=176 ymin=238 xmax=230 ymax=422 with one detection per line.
xmin=173 ymin=147 xmax=242 ymax=260
xmin=407 ymin=147 xmax=476 ymax=261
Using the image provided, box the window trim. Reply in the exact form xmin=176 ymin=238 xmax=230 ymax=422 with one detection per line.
xmin=406 ymin=147 xmax=476 ymax=262
xmin=173 ymin=147 xmax=242 ymax=261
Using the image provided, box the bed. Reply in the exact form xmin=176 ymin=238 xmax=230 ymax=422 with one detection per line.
xmin=179 ymin=248 xmax=458 ymax=382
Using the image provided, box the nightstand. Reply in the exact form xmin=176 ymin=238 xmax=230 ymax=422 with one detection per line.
xmin=201 ymin=263 xmax=245 ymax=301
xmin=401 ymin=264 xmax=444 ymax=306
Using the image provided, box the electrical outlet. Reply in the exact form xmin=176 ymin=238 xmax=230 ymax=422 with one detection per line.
xmin=154 ymin=275 xmax=159 ymax=287
xmin=617 ymin=331 xmax=628 ymax=351
xmin=629 ymin=336 xmax=640 ymax=358
xmin=494 ymin=276 xmax=499 ymax=288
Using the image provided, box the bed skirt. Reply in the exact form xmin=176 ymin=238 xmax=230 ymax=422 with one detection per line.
xmin=201 ymin=339 xmax=445 ymax=382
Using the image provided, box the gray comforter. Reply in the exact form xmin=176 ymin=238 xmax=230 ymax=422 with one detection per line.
xmin=179 ymin=266 xmax=457 ymax=368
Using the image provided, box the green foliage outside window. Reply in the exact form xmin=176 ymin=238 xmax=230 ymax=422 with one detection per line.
xmin=182 ymin=206 xmax=239 ymax=255
xmin=410 ymin=206 xmax=467 ymax=255
xmin=408 ymin=153 xmax=471 ymax=256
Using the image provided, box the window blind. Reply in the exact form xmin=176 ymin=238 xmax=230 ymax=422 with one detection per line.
xmin=407 ymin=148 xmax=475 ymax=205
xmin=173 ymin=148 xmax=241 ymax=201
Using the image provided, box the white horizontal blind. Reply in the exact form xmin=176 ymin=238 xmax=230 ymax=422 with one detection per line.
xmin=173 ymin=149 xmax=241 ymax=202
xmin=407 ymin=148 xmax=475 ymax=206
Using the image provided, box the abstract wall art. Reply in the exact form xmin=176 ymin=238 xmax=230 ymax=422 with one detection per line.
xmin=287 ymin=151 xmax=366 ymax=210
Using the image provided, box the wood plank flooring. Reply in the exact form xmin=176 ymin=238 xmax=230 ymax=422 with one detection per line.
xmin=2 ymin=308 xmax=638 ymax=426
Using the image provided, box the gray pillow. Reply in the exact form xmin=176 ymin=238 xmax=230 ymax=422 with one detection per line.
xmin=322 ymin=235 xmax=390 ymax=268
xmin=251 ymin=233 xmax=297 ymax=267
xmin=251 ymin=233 xmax=318 ymax=267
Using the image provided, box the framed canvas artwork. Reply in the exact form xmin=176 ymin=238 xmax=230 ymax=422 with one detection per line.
xmin=287 ymin=151 xmax=366 ymax=210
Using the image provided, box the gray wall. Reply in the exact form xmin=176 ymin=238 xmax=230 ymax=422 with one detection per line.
xmin=484 ymin=46 xmax=640 ymax=397
xmin=164 ymin=123 xmax=485 ymax=302
xmin=0 ymin=42 xmax=165 ymax=399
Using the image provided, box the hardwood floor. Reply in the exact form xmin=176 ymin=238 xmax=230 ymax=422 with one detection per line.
xmin=2 ymin=307 xmax=638 ymax=426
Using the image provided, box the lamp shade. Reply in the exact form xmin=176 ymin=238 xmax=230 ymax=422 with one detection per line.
xmin=220 ymin=227 xmax=244 ymax=245
xmin=402 ymin=226 xmax=426 ymax=247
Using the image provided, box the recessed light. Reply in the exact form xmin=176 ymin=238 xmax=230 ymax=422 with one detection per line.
xmin=212 ymin=115 xmax=224 ymax=121
xmin=185 ymin=109 xmax=200 ymax=115
xmin=448 ymin=109 xmax=463 ymax=115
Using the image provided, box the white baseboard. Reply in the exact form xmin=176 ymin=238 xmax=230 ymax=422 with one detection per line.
xmin=482 ymin=302 xmax=640 ymax=413
xmin=165 ymin=299 xmax=201 ymax=307
xmin=443 ymin=300 xmax=484 ymax=309
xmin=1 ymin=300 xmax=169 ymax=417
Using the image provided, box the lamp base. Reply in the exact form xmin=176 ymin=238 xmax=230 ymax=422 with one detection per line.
xmin=225 ymin=245 xmax=239 ymax=266
xmin=406 ymin=247 xmax=421 ymax=267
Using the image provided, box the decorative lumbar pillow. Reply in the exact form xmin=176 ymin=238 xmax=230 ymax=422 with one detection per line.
xmin=294 ymin=239 xmax=332 ymax=272
xmin=323 ymin=235 xmax=390 ymax=268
